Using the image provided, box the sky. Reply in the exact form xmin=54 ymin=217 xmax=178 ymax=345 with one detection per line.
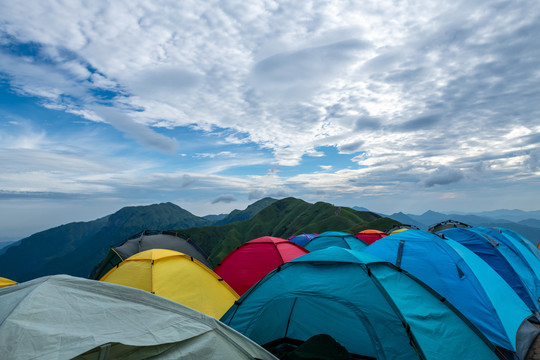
xmin=1 ymin=0 xmax=539 ymax=241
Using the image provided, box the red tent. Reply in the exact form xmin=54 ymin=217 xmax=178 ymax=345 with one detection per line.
xmin=214 ymin=236 xmax=309 ymax=296
xmin=355 ymin=229 xmax=388 ymax=245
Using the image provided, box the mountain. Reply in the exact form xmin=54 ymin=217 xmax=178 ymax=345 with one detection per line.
xmin=0 ymin=202 xmax=212 ymax=282
xmin=387 ymin=212 xmax=425 ymax=230
xmin=214 ymin=197 xmax=278 ymax=225
xmin=384 ymin=209 xmax=540 ymax=246
xmin=519 ymin=219 xmax=540 ymax=228
xmin=175 ymin=197 xmax=399 ymax=267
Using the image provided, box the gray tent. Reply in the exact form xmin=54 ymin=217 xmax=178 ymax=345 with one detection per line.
xmin=0 ymin=275 xmax=277 ymax=360
xmin=91 ymin=230 xmax=210 ymax=279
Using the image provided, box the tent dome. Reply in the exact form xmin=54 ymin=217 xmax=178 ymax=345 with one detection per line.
xmin=222 ymin=247 xmax=501 ymax=360
xmin=355 ymin=229 xmax=388 ymax=245
xmin=214 ymin=236 xmax=308 ymax=296
xmin=303 ymin=231 xmax=367 ymax=252
xmin=288 ymin=233 xmax=318 ymax=247
xmin=0 ymin=275 xmax=275 ymax=360
xmin=440 ymin=227 xmax=540 ymax=313
xmin=91 ymin=230 xmax=210 ymax=280
xmin=100 ymin=249 xmax=238 ymax=318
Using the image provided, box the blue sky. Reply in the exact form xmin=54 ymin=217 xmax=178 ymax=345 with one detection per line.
xmin=1 ymin=0 xmax=539 ymax=241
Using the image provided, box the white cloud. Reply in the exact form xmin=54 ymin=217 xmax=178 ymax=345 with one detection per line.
xmin=0 ymin=0 xmax=539 ymax=235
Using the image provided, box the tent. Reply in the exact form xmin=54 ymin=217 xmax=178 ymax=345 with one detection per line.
xmin=288 ymin=233 xmax=318 ymax=247
xmin=428 ymin=219 xmax=471 ymax=233
xmin=364 ymin=229 xmax=538 ymax=359
xmin=100 ymin=249 xmax=238 ymax=318
xmin=387 ymin=224 xmax=419 ymax=234
xmin=355 ymin=229 xmax=387 ymax=245
xmin=440 ymin=227 xmax=540 ymax=313
xmin=0 ymin=277 xmax=16 ymax=289
xmin=494 ymin=227 xmax=540 ymax=263
xmin=0 ymin=275 xmax=276 ymax=360
xmin=221 ymin=247 xmax=502 ymax=360
xmin=303 ymin=231 xmax=367 ymax=252
xmin=214 ymin=236 xmax=308 ymax=296
xmin=91 ymin=230 xmax=210 ymax=280
xmin=472 ymin=227 xmax=540 ymax=284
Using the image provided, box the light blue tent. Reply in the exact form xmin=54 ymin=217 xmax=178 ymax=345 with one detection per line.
xmin=303 ymin=231 xmax=367 ymax=252
xmin=440 ymin=227 xmax=540 ymax=313
xmin=221 ymin=247 xmax=502 ymax=360
xmin=364 ymin=229 xmax=538 ymax=359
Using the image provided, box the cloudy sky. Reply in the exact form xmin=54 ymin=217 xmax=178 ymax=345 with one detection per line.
xmin=1 ymin=0 xmax=539 ymax=241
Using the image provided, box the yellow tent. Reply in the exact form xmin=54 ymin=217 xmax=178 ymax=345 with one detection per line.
xmin=0 ymin=277 xmax=17 ymax=289
xmin=100 ymin=249 xmax=239 ymax=318
xmin=389 ymin=228 xmax=410 ymax=235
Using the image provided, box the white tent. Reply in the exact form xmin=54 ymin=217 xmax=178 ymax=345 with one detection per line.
xmin=0 ymin=275 xmax=276 ymax=360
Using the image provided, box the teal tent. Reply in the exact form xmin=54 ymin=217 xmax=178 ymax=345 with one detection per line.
xmin=303 ymin=231 xmax=367 ymax=252
xmin=222 ymin=247 xmax=501 ymax=360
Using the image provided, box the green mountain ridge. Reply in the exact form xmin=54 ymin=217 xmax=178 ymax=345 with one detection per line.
xmin=176 ymin=197 xmax=399 ymax=266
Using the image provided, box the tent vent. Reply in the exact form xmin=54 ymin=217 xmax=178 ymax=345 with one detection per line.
xmin=396 ymin=240 xmax=405 ymax=268
xmin=190 ymin=256 xmax=193 ymax=262
xmin=483 ymin=234 xmax=499 ymax=247
xmin=456 ymin=265 xmax=465 ymax=279
xmin=218 ymin=278 xmax=224 ymax=281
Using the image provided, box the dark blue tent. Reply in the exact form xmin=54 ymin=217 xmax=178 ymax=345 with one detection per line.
xmin=364 ymin=230 xmax=538 ymax=359
xmin=287 ymin=233 xmax=317 ymax=247
xmin=440 ymin=227 xmax=539 ymax=314
xmin=474 ymin=227 xmax=540 ymax=284
xmin=222 ymin=247 xmax=501 ymax=360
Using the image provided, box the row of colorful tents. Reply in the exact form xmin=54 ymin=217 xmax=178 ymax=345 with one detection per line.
xmin=1 ymin=223 xmax=540 ymax=359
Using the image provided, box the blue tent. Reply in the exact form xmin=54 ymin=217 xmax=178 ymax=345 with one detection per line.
xmin=440 ymin=227 xmax=539 ymax=313
xmin=472 ymin=228 xmax=540 ymax=287
xmin=221 ymin=247 xmax=501 ymax=360
xmin=496 ymin=228 xmax=540 ymax=259
xmin=364 ymin=230 xmax=537 ymax=359
xmin=288 ymin=233 xmax=317 ymax=247
xmin=303 ymin=231 xmax=367 ymax=252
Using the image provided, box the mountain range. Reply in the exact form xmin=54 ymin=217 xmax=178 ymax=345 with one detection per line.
xmin=0 ymin=197 xmax=395 ymax=282
xmin=361 ymin=208 xmax=540 ymax=246
xmin=2 ymin=198 xmax=539 ymax=283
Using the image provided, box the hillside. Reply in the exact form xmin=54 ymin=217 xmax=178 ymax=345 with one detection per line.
xmin=176 ymin=197 xmax=399 ymax=266
xmin=0 ymin=202 xmax=212 ymax=282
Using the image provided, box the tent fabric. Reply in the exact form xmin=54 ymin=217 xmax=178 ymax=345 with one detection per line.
xmin=472 ymin=227 xmax=540 ymax=288
xmin=221 ymin=247 xmax=501 ymax=360
xmin=355 ymin=229 xmax=388 ymax=245
xmin=91 ymin=230 xmax=210 ymax=280
xmin=100 ymin=249 xmax=238 ymax=318
xmin=0 ymin=277 xmax=17 ymax=289
xmin=364 ymin=229 xmax=536 ymax=358
xmin=303 ymin=231 xmax=367 ymax=252
xmin=214 ymin=236 xmax=308 ymax=296
xmin=496 ymin=228 xmax=540 ymax=262
xmin=288 ymin=233 xmax=318 ymax=247
xmin=440 ymin=228 xmax=540 ymax=313
xmin=0 ymin=275 xmax=277 ymax=360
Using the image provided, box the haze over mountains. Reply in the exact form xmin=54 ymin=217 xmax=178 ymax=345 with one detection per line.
xmin=1 ymin=197 xmax=539 ymax=284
